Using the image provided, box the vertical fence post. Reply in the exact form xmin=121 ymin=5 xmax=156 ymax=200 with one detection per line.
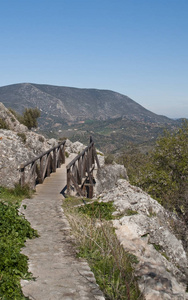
xmin=67 ymin=168 xmax=71 ymax=195
xmin=20 ymin=165 xmax=25 ymax=187
xmin=53 ymin=148 xmax=57 ymax=172
xmin=62 ymin=144 xmax=65 ymax=164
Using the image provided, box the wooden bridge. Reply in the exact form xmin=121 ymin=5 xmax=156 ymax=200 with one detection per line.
xmin=20 ymin=137 xmax=100 ymax=198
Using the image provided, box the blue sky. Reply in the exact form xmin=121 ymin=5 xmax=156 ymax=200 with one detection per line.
xmin=0 ymin=0 xmax=187 ymax=118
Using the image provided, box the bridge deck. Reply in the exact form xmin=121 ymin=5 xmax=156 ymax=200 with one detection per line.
xmin=20 ymin=154 xmax=104 ymax=300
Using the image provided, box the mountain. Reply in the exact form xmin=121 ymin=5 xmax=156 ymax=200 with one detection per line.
xmin=0 ymin=83 xmax=179 ymax=152
xmin=0 ymin=83 xmax=173 ymax=126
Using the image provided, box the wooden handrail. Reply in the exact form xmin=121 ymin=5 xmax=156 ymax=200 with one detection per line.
xmin=20 ymin=140 xmax=66 ymax=168
xmin=66 ymin=136 xmax=100 ymax=198
xmin=20 ymin=140 xmax=66 ymax=188
xmin=66 ymin=141 xmax=93 ymax=170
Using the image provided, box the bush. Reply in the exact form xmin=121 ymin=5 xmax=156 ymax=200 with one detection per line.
xmin=9 ymin=107 xmax=41 ymax=130
xmin=0 ymin=185 xmax=37 ymax=299
xmin=0 ymin=118 xmax=9 ymax=130
xmin=135 ymin=120 xmax=188 ymax=222
xmin=104 ymin=154 xmax=114 ymax=165
xmin=22 ymin=108 xmax=41 ymax=130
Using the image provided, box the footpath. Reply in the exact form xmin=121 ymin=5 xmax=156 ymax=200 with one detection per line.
xmin=20 ymin=154 xmax=105 ymax=300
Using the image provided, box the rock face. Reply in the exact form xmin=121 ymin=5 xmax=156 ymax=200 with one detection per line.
xmin=0 ymin=103 xmax=58 ymax=188
xmin=65 ymin=139 xmax=87 ymax=155
xmin=96 ymin=166 xmax=188 ymax=300
xmin=0 ymin=102 xmax=28 ymax=132
xmin=0 ymin=103 xmax=95 ymax=188
xmin=95 ymin=164 xmax=128 ymax=195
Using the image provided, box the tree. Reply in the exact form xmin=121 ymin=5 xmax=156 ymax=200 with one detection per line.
xmin=8 ymin=107 xmax=41 ymax=130
xmin=137 ymin=120 xmax=188 ymax=221
xmin=22 ymin=108 xmax=41 ymax=130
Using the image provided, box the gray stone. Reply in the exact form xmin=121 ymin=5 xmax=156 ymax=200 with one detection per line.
xmin=95 ymin=164 xmax=128 ymax=195
xmin=97 ymin=177 xmax=188 ymax=300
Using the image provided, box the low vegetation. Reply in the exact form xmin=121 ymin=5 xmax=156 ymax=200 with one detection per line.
xmin=0 ymin=118 xmax=9 ymax=130
xmin=17 ymin=132 xmax=27 ymax=143
xmin=9 ymin=107 xmax=41 ymax=130
xmin=0 ymin=185 xmax=38 ymax=299
xmin=118 ymin=120 xmax=188 ymax=249
xmin=63 ymin=197 xmax=143 ymax=300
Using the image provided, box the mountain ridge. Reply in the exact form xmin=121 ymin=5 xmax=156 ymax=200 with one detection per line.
xmin=0 ymin=83 xmax=174 ymax=127
xmin=0 ymin=83 xmax=179 ymax=152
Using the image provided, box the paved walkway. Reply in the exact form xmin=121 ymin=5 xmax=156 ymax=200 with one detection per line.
xmin=20 ymin=155 xmax=104 ymax=300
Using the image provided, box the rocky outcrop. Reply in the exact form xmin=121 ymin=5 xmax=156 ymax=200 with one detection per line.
xmin=0 ymin=102 xmax=59 ymax=187
xmin=0 ymin=102 xmax=93 ymax=188
xmin=96 ymin=165 xmax=188 ymax=300
xmin=95 ymin=164 xmax=128 ymax=195
xmin=0 ymin=129 xmax=58 ymax=188
xmin=0 ymin=102 xmax=28 ymax=132
xmin=65 ymin=139 xmax=86 ymax=155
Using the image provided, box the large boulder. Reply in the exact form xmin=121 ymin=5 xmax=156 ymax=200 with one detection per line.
xmin=95 ymin=164 xmax=128 ymax=195
xmin=98 ymin=178 xmax=188 ymax=299
xmin=0 ymin=129 xmax=58 ymax=188
xmin=65 ymin=139 xmax=86 ymax=155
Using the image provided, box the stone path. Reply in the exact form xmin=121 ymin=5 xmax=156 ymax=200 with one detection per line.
xmin=20 ymin=155 xmax=105 ymax=300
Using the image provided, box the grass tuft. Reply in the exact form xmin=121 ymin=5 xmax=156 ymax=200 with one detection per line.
xmin=63 ymin=197 xmax=143 ymax=300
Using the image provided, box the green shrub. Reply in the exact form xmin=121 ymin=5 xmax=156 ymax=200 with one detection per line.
xmin=78 ymin=201 xmax=115 ymax=220
xmin=65 ymin=151 xmax=69 ymax=158
xmin=22 ymin=108 xmax=41 ymax=130
xmin=0 ymin=185 xmax=38 ymax=299
xmin=104 ymin=154 xmax=114 ymax=165
xmin=0 ymin=118 xmax=9 ymax=130
xmin=131 ymin=120 xmax=188 ymax=223
xmin=9 ymin=107 xmax=41 ymax=130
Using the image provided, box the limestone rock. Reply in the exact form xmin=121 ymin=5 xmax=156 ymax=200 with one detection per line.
xmin=0 ymin=102 xmax=61 ymax=187
xmin=96 ymin=153 xmax=105 ymax=167
xmin=65 ymin=139 xmax=86 ymax=155
xmin=95 ymin=164 xmax=128 ymax=195
xmin=97 ymin=177 xmax=188 ymax=300
xmin=0 ymin=102 xmax=28 ymax=132
xmin=0 ymin=129 xmax=57 ymax=188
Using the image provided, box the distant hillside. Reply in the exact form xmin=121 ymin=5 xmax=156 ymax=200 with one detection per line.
xmin=0 ymin=83 xmax=174 ymax=129
xmin=0 ymin=83 xmax=180 ymax=153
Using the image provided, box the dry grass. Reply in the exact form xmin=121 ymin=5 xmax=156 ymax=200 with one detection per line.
xmin=63 ymin=197 xmax=143 ymax=300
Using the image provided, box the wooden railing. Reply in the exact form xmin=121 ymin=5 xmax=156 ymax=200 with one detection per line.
xmin=20 ymin=140 xmax=66 ymax=188
xmin=66 ymin=137 xmax=100 ymax=198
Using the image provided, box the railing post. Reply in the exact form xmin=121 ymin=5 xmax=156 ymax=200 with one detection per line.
xmin=67 ymin=168 xmax=71 ymax=195
xmin=62 ymin=144 xmax=65 ymax=164
xmin=53 ymin=149 xmax=57 ymax=172
xmin=46 ymin=153 xmax=51 ymax=177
